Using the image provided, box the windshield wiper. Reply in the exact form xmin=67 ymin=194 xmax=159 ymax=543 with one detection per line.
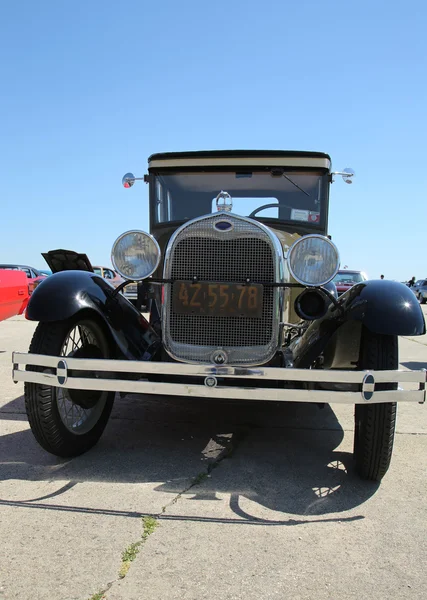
xmin=271 ymin=169 xmax=310 ymax=197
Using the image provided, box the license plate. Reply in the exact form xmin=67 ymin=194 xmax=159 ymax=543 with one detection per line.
xmin=172 ymin=281 xmax=264 ymax=318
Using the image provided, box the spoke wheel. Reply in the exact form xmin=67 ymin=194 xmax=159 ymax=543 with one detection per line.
xmin=25 ymin=317 xmax=115 ymax=457
xmin=353 ymin=327 xmax=398 ymax=481
xmin=56 ymin=323 xmax=109 ymax=435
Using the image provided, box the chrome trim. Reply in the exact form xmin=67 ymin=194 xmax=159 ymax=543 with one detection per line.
xmin=361 ymin=373 xmax=375 ymax=401
xmin=215 ymin=191 xmax=233 ymax=212
xmin=57 ymin=359 xmax=68 ymax=386
xmin=162 ymin=213 xmax=285 ymax=366
xmin=111 ymin=230 xmax=161 ymax=282
xmin=287 ymin=234 xmax=340 ymax=287
xmin=204 ymin=376 xmax=218 ymax=388
xmin=12 ymin=352 xmax=426 ymax=405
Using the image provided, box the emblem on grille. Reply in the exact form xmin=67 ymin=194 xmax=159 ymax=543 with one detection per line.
xmin=204 ymin=376 xmax=218 ymax=388
xmin=211 ymin=350 xmax=228 ymax=365
xmin=214 ymin=220 xmax=233 ymax=231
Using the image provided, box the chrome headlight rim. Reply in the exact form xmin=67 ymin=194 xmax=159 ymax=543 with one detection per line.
xmin=288 ymin=234 xmax=340 ymax=287
xmin=111 ymin=229 xmax=161 ymax=281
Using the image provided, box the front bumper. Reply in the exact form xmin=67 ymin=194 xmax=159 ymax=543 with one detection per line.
xmin=12 ymin=353 xmax=426 ymax=405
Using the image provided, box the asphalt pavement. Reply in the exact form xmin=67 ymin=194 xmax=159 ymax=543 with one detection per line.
xmin=0 ymin=309 xmax=426 ymax=600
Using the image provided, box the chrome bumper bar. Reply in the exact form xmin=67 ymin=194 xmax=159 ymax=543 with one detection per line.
xmin=12 ymin=352 xmax=426 ymax=405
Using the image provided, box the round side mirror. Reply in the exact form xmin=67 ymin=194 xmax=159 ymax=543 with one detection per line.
xmin=342 ymin=168 xmax=355 ymax=184
xmin=122 ymin=173 xmax=135 ymax=188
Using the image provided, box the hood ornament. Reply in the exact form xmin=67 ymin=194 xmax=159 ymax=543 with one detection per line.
xmin=215 ymin=191 xmax=233 ymax=212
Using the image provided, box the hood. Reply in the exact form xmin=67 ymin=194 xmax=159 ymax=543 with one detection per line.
xmin=42 ymin=249 xmax=94 ymax=273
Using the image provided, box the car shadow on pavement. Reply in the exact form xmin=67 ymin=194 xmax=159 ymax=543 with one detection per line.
xmin=0 ymin=394 xmax=378 ymax=522
xmin=0 ymin=393 xmax=26 ymax=416
xmin=401 ymin=361 xmax=427 ymax=370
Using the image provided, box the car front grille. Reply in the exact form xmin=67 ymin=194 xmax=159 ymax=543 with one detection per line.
xmin=163 ymin=214 xmax=280 ymax=365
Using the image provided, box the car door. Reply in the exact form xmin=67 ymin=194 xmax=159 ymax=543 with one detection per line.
xmin=20 ymin=267 xmax=35 ymax=293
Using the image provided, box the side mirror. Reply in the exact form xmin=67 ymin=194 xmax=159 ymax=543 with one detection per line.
xmin=122 ymin=173 xmax=135 ymax=188
xmin=342 ymin=168 xmax=355 ymax=184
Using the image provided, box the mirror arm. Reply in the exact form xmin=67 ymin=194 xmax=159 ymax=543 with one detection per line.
xmin=330 ymin=169 xmax=355 ymax=185
xmin=125 ymin=176 xmax=145 ymax=184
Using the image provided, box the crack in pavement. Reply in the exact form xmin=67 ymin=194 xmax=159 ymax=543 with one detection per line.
xmin=402 ymin=336 xmax=427 ymax=347
xmin=160 ymin=428 xmax=247 ymax=515
xmin=90 ymin=428 xmax=248 ymax=600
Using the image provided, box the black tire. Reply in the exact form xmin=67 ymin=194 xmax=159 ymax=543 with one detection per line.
xmin=353 ymin=327 xmax=398 ymax=481
xmin=418 ymin=293 xmax=426 ymax=305
xmin=25 ymin=317 xmax=115 ymax=457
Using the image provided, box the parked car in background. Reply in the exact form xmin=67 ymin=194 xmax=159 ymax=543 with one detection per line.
xmin=332 ymin=270 xmax=367 ymax=296
xmin=0 ymin=269 xmax=29 ymax=321
xmin=39 ymin=269 xmax=52 ymax=277
xmin=409 ymin=279 xmax=425 ymax=294
xmin=92 ymin=266 xmax=123 ymax=288
xmin=0 ymin=264 xmax=47 ymax=294
xmin=414 ymin=280 xmax=427 ymax=304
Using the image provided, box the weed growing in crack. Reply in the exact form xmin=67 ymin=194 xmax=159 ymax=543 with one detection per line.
xmin=118 ymin=516 xmax=158 ymax=579
xmin=142 ymin=515 xmax=158 ymax=539
xmin=119 ymin=541 xmax=141 ymax=578
xmin=88 ymin=591 xmax=106 ymax=600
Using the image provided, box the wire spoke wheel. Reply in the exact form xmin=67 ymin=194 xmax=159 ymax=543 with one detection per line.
xmin=56 ymin=324 xmax=108 ymax=435
xmin=25 ymin=316 xmax=115 ymax=457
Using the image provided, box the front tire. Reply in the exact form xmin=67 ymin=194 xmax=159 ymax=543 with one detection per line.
xmin=25 ymin=317 xmax=115 ymax=457
xmin=353 ymin=328 xmax=398 ymax=481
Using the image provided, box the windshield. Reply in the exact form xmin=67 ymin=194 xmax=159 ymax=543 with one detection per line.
xmin=333 ymin=272 xmax=366 ymax=284
xmin=151 ymin=170 xmax=327 ymax=227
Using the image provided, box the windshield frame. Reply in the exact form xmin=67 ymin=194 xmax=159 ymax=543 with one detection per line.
xmin=148 ymin=167 xmax=330 ymax=235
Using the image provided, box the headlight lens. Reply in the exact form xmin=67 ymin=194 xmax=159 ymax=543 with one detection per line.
xmin=288 ymin=235 xmax=339 ymax=287
xmin=111 ymin=230 xmax=161 ymax=280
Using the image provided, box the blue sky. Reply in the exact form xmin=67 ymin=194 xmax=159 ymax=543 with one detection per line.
xmin=1 ymin=0 xmax=426 ymax=282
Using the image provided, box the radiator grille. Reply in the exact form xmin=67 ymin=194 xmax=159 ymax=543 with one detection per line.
xmin=163 ymin=214 xmax=280 ymax=365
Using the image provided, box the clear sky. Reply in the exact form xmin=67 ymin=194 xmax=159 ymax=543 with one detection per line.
xmin=1 ymin=0 xmax=426 ymax=282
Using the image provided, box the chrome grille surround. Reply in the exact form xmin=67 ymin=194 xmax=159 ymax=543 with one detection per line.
xmin=163 ymin=213 xmax=284 ymax=365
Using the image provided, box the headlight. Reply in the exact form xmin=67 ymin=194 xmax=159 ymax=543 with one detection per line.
xmin=288 ymin=235 xmax=339 ymax=287
xmin=111 ymin=230 xmax=161 ymax=280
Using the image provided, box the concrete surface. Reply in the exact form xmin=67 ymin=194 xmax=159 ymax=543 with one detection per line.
xmin=0 ymin=308 xmax=426 ymax=600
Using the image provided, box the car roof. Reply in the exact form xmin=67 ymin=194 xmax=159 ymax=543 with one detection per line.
xmin=148 ymin=150 xmax=332 ymax=171
xmin=0 ymin=264 xmax=37 ymax=270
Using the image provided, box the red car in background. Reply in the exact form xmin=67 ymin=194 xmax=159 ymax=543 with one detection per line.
xmin=332 ymin=270 xmax=367 ymax=296
xmin=0 ymin=269 xmax=30 ymax=321
xmin=0 ymin=264 xmax=48 ymax=294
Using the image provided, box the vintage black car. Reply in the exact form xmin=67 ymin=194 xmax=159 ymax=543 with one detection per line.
xmin=13 ymin=150 xmax=426 ymax=482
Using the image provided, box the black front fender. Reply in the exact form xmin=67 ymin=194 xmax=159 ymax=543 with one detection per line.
xmin=293 ymin=280 xmax=425 ymax=368
xmin=26 ymin=271 xmax=160 ymax=360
